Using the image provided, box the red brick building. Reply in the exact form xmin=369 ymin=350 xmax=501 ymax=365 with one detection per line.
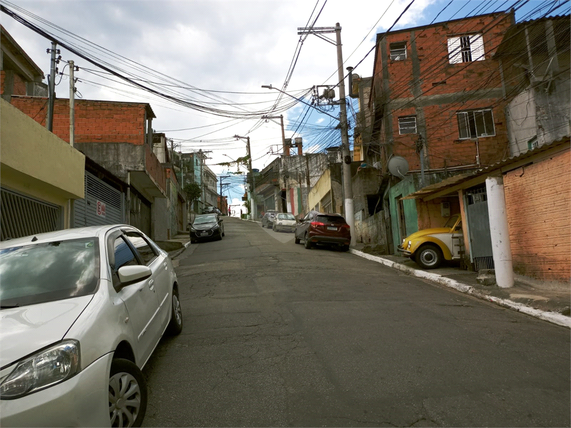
xmin=364 ymin=11 xmax=516 ymax=254
xmin=371 ymin=11 xmax=515 ymax=173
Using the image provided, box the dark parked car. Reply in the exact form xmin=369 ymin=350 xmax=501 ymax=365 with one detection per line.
xmin=261 ymin=210 xmax=278 ymax=228
xmin=203 ymin=206 xmax=222 ymax=215
xmin=294 ymin=211 xmax=351 ymax=251
xmin=190 ymin=214 xmax=224 ymax=243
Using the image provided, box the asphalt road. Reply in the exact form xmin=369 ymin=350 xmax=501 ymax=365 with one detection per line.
xmin=142 ymin=216 xmax=570 ymax=427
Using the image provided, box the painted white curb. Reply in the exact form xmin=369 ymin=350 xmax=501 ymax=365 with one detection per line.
xmin=350 ymin=249 xmax=571 ymax=329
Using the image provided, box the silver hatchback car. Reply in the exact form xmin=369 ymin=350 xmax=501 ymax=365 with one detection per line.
xmin=0 ymin=225 xmax=183 ymax=427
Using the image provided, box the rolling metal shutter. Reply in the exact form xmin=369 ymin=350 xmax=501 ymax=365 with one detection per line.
xmin=73 ymin=171 xmax=124 ymax=227
xmin=0 ymin=187 xmax=62 ymax=241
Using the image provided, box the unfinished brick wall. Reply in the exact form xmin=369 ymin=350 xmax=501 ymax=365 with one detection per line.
xmin=504 ymin=148 xmax=571 ymax=282
xmin=10 ymin=97 xmax=147 ymax=144
xmin=1 ymin=71 xmax=28 ymax=96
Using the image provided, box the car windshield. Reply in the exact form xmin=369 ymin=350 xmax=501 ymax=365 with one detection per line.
xmin=444 ymin=214 xmax=460 ymax=228
xmin=0 ymin=238 xmax=100 ymax=308
xmin=194 ymin=214 xmax=217 ymax=225
xmin=316 ymin=215 xmax=346 ymax=224
xmin=278 ymin=214 xmax=295 ymax=220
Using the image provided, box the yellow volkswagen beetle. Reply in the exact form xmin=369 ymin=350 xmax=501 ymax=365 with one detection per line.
xmin=398 ymin=214 xmax=464 ymax=269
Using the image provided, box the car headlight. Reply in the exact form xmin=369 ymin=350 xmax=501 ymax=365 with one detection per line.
xmin=0 ymin=340 xmax=80 ymax=399
xmin=407 ymin=240 xmax=412 ymax=250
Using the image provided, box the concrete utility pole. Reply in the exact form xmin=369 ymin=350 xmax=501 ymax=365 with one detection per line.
xmin=234 ymin=135 xmax=256 ymax=220
xmin=262 ymin=115 xmax=287 ymax=155
xmin=69 ymin=60 xmax=75 ymax=147
xmin=297 ymin=23 xmax=355 ymax=245
xmin=46 ymin=42 xmax=59 ymax=132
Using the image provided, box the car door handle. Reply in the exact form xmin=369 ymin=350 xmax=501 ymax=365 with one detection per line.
xmin=149 ymin=279 xmax=155 ymax=291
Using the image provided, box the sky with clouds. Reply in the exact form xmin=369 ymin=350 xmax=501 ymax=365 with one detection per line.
xmin=1 ymin=0 xmax=564 ymax=203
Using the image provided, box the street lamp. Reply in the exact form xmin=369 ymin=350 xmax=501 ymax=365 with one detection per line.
xmin=261 ymin=115 xmax=288 ymax=156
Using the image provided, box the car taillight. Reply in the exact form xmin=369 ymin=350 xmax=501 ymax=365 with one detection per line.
xmin=341 ymin=224 xmax=350 ymax=229
xmin=310 ymin=221 xmax=325 ymax=227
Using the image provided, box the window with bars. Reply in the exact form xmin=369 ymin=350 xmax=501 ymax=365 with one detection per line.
xmin=448 ymin=34 xmax=484 ymax=64
xmin=398 ymin=116 xmax=417 ymax=134
xmin=457 ymin=109 xmax=495 ymax=139
xmin=390 ymin=42 xmax=407 ymax=61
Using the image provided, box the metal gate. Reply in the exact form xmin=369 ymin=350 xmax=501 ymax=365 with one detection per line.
xmin=73 ymin=171 xmax=125 ymax=228
xmin=1 ymin=187 xmax=62 ymax=241
xmin=465 ymin=186 xmax=494 ymax=270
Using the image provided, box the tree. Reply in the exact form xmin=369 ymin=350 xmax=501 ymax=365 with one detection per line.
xmin=183 ymin=182 xmax=202 ymax=207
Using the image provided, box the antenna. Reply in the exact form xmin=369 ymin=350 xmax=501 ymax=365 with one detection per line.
xmin=387 ymin=156 xmax=409 ymax=178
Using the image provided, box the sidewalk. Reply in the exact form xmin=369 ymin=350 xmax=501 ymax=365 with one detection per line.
xmin=352 ymin=244 xmax=571 ymax=329
xmin=161 ymin=232 xmax=570 ymax=329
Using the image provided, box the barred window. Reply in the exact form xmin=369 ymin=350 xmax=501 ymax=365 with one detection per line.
xmin=398 ymin=116 xmax=417 ymax=134
xmin=457 ymin=109 xmax=495 ymax=139
xmin=448 ymin=34 xmax=485 ymax=64
xmin=390 ymin=42 xmax=407 ymax=61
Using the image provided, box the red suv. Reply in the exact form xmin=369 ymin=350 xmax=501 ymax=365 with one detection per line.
xmin=294 ymin=211 xmax=351 ymax=251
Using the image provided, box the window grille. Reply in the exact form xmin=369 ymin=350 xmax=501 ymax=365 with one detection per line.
xmin=398 ymin=116 xmax=417 ymax=134
xmin=448 ymin=34 xmax=484 ymax=64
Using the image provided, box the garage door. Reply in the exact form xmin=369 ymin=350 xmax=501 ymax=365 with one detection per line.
xmin=73 ymin=171 xmax=125 ymax=227
xmin=1 ymin=187 xmax=62 ymax=241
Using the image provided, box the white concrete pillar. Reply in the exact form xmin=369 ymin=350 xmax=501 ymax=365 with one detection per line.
xmin=486 ymin=176 xmax=514 ymax=288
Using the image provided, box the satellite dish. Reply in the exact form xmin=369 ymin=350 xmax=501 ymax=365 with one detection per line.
xmin=388 ymin=156 xmax=409 ymax=178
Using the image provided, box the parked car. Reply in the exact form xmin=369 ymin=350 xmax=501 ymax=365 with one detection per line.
xmin=273 ymin=213 xmax=297 ymax=233
xmin=190 ymin=213 xmax=225 ymax=243
xmin=294 ymin=211 xmax=351 ymax=251
xmin=0 ymin=225 xmax=183 ymax=427
xmin=397 ymin=214 xmax=464 ymax=269
xmin=203 ymin=206 xmax=222 ymax=215
xmin=261 ymin=210 xmax=278 ymax=228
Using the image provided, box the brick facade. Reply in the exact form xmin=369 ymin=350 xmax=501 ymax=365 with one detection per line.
xmin=504 ymin=148 xmax=571 ymax=282
xmin=10 ymin=97 xmax=148 ymax=145
xmin=372 ymin=12 xmax=514 ymax=173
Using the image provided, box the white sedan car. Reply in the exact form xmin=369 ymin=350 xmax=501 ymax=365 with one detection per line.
xmin=0 ymin=225 xmax=183 ymax=427
xmin=272 ymin=213 xmax=297 ymax=233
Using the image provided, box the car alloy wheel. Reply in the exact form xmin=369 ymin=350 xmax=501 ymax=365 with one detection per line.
xmin=109 ymin=359 xmax=147 ymax=427
xmin=166 ymin=287 xmax=183 ymax=336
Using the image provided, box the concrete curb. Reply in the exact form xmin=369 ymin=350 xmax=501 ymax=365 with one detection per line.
xmin=350 ymin=249 xmax=571 ymax=329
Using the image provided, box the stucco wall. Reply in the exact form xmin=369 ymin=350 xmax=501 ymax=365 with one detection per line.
xmin=1 ymin=99 xmax=84 ymax=202
xmin=504 ymin=147 xmax=570 ymax=282
xmin=354 ymin=211 xmax=389 ymax=252
xmin=308 ymin=169 xmax=331 ymax=211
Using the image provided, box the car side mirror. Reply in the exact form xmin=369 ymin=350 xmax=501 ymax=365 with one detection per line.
xmin=117 ymin=265 xmax=152 ymax=287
